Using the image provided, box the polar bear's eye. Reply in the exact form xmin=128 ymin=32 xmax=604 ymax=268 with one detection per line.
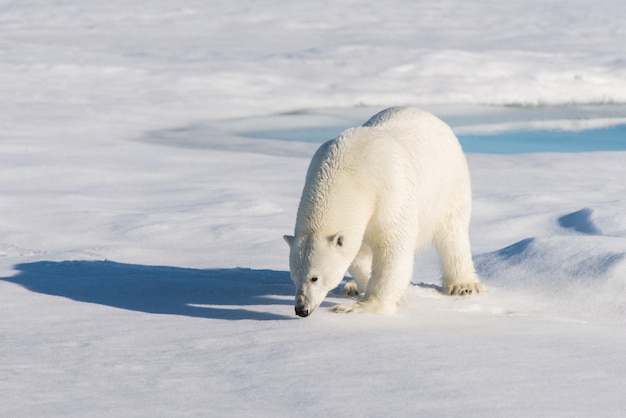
xmin=331 ymin=233 xmax=344 ymax=247
xmin=310 ymin=276 xmax=319 ymax=283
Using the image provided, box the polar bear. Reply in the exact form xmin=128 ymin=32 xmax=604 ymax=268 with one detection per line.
xmin=284 ymin=107 xmax=482 ymax=317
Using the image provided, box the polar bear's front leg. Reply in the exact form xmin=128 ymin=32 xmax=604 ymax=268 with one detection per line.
xmin=341 ymin=280 xmax=360 ymax=297
xmin=342 ymin=243 xmax=373 ymax=297
xmin=334 ymin=244 xmax=413 ymax=314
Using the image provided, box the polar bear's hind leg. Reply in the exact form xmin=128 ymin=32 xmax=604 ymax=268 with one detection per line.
xmin=434 ymin=213 xmax=484 ymax=296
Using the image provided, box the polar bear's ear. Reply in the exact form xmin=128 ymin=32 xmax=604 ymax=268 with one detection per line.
xmin=330 ymin=233 xmax=344 ymax=248
xmin=283 ymin=235 xmax=295 ymax=247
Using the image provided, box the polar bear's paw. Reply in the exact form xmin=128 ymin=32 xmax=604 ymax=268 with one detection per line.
xmin=445 ymin=282 xmax=485 ymax=296
xmin=341 ymin=280 xmax=360 ymax=297
xmin=332 ymin=302 xmax=366 ymax=313
xmin=332 ymin=300 xmax=397 ymax=314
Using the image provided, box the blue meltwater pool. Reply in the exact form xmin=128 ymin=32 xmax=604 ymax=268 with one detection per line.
xmin=247 ymin=124 xmax=626 ymax=154
xmin=457 ymin=125 xmax=626 ymax=154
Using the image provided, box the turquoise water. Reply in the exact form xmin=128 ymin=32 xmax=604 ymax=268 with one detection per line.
xmin=248 ymin=125 xmax=626 ymax=154
xmin=459 ymin=125 xmax=626 ymax=154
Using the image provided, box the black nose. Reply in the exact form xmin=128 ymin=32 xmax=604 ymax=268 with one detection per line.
xmin=295 ymin=306 xmax=309 ymax=317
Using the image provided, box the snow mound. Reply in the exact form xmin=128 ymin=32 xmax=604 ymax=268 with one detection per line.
xmin=477 ymin=236 xmax=625 ymax=285
xmin=476 ymin=207 xmax=626 ymax=322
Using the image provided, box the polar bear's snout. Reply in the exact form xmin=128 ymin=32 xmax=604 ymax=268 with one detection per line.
xmin=295 ymin=292 xmax=313 ymax=317
xmin=295 ymin=305 xmax=309 ymax=317
xmin=295 ymin=292 xmax=307 ymax=317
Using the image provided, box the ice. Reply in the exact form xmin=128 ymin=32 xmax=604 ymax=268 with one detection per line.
xmin=1 ymin=0 xmax=626 ymax=416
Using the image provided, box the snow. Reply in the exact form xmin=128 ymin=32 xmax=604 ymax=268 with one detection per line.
xmin=1 ymin=0 xmax=626 ymax=416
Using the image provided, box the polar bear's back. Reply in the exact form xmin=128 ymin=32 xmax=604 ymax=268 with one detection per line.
xmin=297 ymin=106 xmax=470 ymax=241
xmin=363 ymin=106 xmax=427 ymax=128
xmin=353 ymin=106 xmax=465 ymax=169
xmin=363 ymin=107 xmax=455 ymax=140
xmin=360 ymin=106 xmax=466 ymax=171
xmin=307 ymin=106 xmax=467 ymax=199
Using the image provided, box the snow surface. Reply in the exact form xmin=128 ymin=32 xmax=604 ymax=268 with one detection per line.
xmin=1 ymin=0 xmax=626 ymax=416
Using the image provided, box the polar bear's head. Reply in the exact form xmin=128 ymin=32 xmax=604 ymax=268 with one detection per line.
xmin=284 ymin=232 xmax=354 ymax=317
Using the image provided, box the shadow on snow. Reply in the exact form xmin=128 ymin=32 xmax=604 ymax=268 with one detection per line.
xmin=1 ymin=260 xmax=296 ymax=321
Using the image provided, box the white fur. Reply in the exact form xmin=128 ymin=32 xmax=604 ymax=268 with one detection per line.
xmin=284 ymin=107 xmax=482 ymax=317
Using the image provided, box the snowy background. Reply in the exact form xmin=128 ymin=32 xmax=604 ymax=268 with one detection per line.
xmin=1 ymin=0 xmax=626 ymax=416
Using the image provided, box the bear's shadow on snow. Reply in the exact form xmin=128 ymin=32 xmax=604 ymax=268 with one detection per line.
xmin=1 ymin=260 xmax=296 ymax=321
